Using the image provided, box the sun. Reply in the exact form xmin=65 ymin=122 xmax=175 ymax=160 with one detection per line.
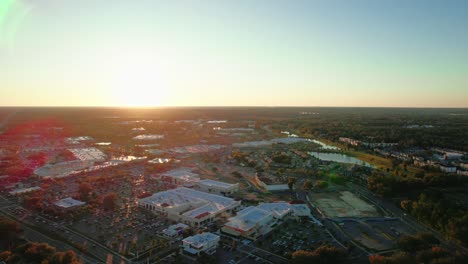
xmin=109 ymin=50 xmax=170 ymax=107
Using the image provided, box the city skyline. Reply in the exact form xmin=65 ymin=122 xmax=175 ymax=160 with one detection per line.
xmin=1 ymin=0 xmax=467 ymax=107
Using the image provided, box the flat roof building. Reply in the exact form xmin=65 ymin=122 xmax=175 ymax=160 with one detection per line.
xmin=162 ymin=223 xmax=190 ymax=238
xmin=196 ymin=179 xmax=239 ymax=195
xmin=69 ymin=147 xmax=106 ymax=161
xmin=158 ymin=168 xmax=200 ymax=187
xmin=54 ymin=197 xmax=86 ymax=209
xmin=138 ymin=187 xmax=241 ymax=226
xmin=182 ymin=232 xmax=220 ymax=256
xmin=222 ymin=202 xmax=311 ymax=240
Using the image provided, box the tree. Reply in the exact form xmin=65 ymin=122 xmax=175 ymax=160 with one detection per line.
xmin=314 ymin=180 xmax=328 ymax=189
xmin=102 ymin=192 xmax=118 ymax=210
xmin=397 ymin=233 xmax=438 ymax=252
xmin=369 ymin=252 xmax=413 ymax=264
xmin=78 ymin=183 xmax=93 ymax=201
xmin=288 ymin=177 xmax=297 ymax=191
xmin=50 ymin=250 xmax=82 ymax=264
xmin=0 ymin=216 xmax=21 ymax=246
xmin=303 ymin=179 xmax=313 ymax=191
xmin=13 ymin=242 xmax=56 ymax=263
xmin=292 ymin=246 xmax=347 ymax=264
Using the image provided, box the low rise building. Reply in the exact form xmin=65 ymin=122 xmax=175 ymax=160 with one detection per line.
xmin=138 ymin=187 xmax=241 ymax=226
xmin=196 ymin=179 xmax=239 ymax=195
xmin=157 ymin=168 xmax=200 ymax=187
xmin=182 ymin=232 xmax=220 ymax=256
xmin=222 ymin=206 xmax=276 ymax=240
xmin=222 ymin=202 xmax=310 ymax=240
xmin=68 ymin=147 xmax=106 ymax=161
xmin=439 ymin=165 xmax=457 ymax=173
xmin=162 ymin=223 xmax=190 ymax=238
xmin=54 ymin=197 xmax=86 ymax=209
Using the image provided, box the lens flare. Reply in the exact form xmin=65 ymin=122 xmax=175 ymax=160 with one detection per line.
xmin=0 ymin=0 xmax=32 ymax=50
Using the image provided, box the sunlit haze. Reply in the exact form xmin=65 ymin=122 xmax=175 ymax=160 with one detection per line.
xmin=1 ymin=0 xmax=467 ymax=107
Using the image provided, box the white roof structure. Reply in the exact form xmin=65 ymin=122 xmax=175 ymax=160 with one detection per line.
xmin=161 ymin=168 xmax=200 ymax=185
xmin=162 ymin=168 xmax=199 ymax=178
xmin=225 ymin=202 xmax=311 ymax=232
xmin=225 ymin=206 xmax=272 ymax=232
xmin=168 ymin=144 xmax=224 ymax=154
xmin=133 ymin=134 xmax=164 ymax=140
xmin=171 ymin=187 xmax=237 ymax=209
xmin=54 ymin=197 xmax=86 ymax=208
xmin=69 ymin=147 xmax=106 ymax=161
xmin=34 ymin=160 xmax=95 ymax=178
xmin=257 ymin=202 xmax=293 ymax=219
xmin=66 ymin=136 xmax=93 ymax=144
xmin=198 ymin=179 xmax=238 ymax=189
xmin=140 ymin=190 xmax=203 ymax=209
xmin=183 ymin=232 xmax=219 ymax=249
xmin=9 ymin=187 xmax=41 ymax=195
xmin=139 ymin=187 xmax=240 ymax=221
xmin=163 ymin=223 xmax=189 ymax=237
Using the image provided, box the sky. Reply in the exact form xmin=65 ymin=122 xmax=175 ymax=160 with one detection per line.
xmin=0 ymin=0 xmax=467 ymax=107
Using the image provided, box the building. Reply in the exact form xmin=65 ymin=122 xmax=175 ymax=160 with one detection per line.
xmin=196 ymin=179 xmax=239 ymax=195
xmin=157 ymin=168 xmax=200 ymax=187
xmin=439 ymin=165 xmax=457 ymax=173
xmin=222 ymin=202 xmax=310 ymax=240
xmin=8 ymin=186 xmax=41 ymax=195
xmin=182 ymin=232 xmax=220 ymax=256
xmin=221 ymin=206 xmax=276 ymax=240
xmin=138 ymin=187 xmax=241 ymax=226
xmin=68 ymin=147 xmax=106 ymax=161
xmin=339 ymin=137 xmax=361 ymax=146
xmin=54 ymin=197 xmax=86 ymax=209
xmin=34 ymin=160 xmax=95 ymax=178
xmin=162 ymin=223 xmax=189 ymax=238
xmin=254 ymin=173 xmax=289 ymax=192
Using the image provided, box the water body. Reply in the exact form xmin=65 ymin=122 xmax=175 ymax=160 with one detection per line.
xmin=308 ymin=152 xmax=374 ymax=168
xmin=307 ymin=139 xmax=340 ymax=150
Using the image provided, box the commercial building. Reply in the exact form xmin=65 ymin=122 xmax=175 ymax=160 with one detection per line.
xmin=162 ymin=223 xmax=190 ymax=238
xmin=222 ymin=202 xmax=310 ymax=240
xmin=54 ymin=197 xmax=86 ymax=209
xmin=182 ymin=232 xmax=220 ymax=256
xmin=68 ymin=147 xmax=106 ymax=161
xmin=196 ymin=179 xmax=239 ymax=195
xmin=138 ymin=187 xmax=241 ymax=226
xmin=157 ymin=168 xmax=200 ymax=187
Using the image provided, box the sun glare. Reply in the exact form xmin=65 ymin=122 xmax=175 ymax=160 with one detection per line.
xmin=109 ymin=51 xmax=169 ymax=107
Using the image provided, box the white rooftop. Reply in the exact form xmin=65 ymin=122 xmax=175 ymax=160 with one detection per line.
xmin=139 ymin=190 xmax=203 ymax=209
xmin=69 ymin=147 xmax=106 ymax=161
xmin=133 ymin=134 xmax=164 ymax=140
xmin=257 ymin=202 xmax=293 ymax=218
xmin=163 ymin=223 xmax=189 ymax=236
xmin=161 ymin=168 xmax=200 ymax=184
xmin=54 ymin=197 xmax=86 ymax=208
xmin=140 ymin=187 xmax=240 ymax=220
xmin=9 ymin=186 xmax=41 ymax=195
xmin=198 ymin=179 xmax=238 ymax=189
xmin=171 ymin=187 xmax=237 ymax=208
xmin=183 ymin=232 xmax=219 ymax=249
xmin=225 ymin=206 xmax=272 ymax=232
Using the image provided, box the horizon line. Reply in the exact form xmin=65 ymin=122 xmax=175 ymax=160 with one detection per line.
xmin=0 ymin=105 xmax=467 ymax=109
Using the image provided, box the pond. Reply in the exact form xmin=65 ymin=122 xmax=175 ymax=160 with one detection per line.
xmin=307 ymin=139 xmax=340 ymax=150
xmin=308 ymin=152 xmax=374 ymax=168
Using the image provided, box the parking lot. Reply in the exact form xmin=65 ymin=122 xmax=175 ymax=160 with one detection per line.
xmin=257 ymin=220 xmax=341 ymax=258
xmin=337 ymin=218 xmax=417 ymax=252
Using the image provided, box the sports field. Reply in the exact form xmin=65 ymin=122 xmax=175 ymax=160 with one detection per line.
xmin=311 ymin=191 xmax=380 ymax=218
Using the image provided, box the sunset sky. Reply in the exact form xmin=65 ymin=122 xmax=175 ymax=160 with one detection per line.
xmin=0 ymin=0 xmax=467 ymax=107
